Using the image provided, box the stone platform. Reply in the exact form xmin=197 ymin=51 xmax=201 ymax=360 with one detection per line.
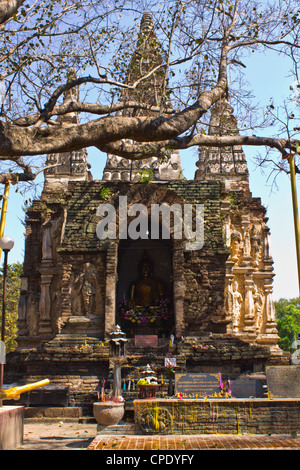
xmin=134 ymin=398 xmax=300 ymax=435
xmin=0 ymin=406 xmax=24 ymax=450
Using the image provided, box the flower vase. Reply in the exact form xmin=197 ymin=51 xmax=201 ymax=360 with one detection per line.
xmin=167 ymin=376 xmax=174 ymax=396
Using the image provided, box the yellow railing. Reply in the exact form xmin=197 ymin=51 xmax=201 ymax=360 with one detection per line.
xmin=0 ymin=182 xmax=10 ymax=258
xmin=0 ymin=378 xmax=50 ymax=401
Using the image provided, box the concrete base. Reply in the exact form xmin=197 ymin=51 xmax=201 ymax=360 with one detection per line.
xmin=24 ymin=406 xmax=82 ymax=421
xmin=0 ymin=406 xmax=24 ymax=450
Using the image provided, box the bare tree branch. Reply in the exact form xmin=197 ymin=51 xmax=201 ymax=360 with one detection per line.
xmin=99 ymin=133 xmax=297 ymax=160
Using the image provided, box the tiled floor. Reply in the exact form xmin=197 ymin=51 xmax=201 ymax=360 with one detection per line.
xmin=88 ymin=433 xmax=300 ymax=450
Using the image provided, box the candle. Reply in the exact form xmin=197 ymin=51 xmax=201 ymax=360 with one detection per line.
xmin=101 ymin=380 xmax=105 ymax=402
xmin=219 ymin=373 xmax=223 ymax=388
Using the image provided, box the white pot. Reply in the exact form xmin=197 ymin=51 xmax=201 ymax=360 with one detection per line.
xmin=93 ymin=402 xmax=125 ymax=426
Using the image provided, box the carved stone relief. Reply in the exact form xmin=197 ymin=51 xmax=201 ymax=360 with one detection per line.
xmin=231 ymin=279 xmax=243 ymax=333
xmin=251 ymin=225 xmax=261 ymax=270
xmin=27 ymin=293 xmax=40 ymax=336
xmin=253 ymin=285 xmax=264 ymax=332
xmin=72 ymin=262 xmax=98 ymax=317
xmin=225 ymin=207 xmax=279 ymax=346
xmin=41 ymin=214 xmax=64 ymax=262
xmin=229 ymin=231 xmax=242 ymax=263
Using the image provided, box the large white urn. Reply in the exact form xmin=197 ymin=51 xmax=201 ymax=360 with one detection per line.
xmin=93 ymin=401 xmax=125 ymax=426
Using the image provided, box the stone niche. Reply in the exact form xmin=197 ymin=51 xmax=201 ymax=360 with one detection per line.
xmin=58 ymin=253 xmax=106 ymax=337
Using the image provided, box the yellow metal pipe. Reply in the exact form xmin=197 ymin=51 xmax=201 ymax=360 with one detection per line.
xmin=0 ymin=378 xmax=50 ymax=400
xmin=0 ymin=182 xmax=10 ymax=259
xmin=289 ymin=155 xmax=300 ymax=296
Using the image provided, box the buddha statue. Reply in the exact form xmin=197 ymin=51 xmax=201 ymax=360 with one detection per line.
xmin=130 ymin=254 xmax=165 ymax=310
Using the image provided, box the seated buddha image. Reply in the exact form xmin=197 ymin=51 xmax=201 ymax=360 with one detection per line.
xmin=130 ymin=254 xmax=165 ymax=310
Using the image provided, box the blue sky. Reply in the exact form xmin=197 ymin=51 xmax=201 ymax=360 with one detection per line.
xmin=2 ymin=47 xmax=299 ymax=302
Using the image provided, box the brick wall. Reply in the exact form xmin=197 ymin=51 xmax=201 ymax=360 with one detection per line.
xmin=134 ymin=398 xmax=300 ymax=435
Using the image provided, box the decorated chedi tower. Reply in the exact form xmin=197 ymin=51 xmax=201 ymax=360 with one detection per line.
xmin=102 ymin=13 xmax=183 ymax=182
xmin=195 ymin=98 xmax=281 ymax=353
xmin=43 ymin=80 xmax=91 ymax=194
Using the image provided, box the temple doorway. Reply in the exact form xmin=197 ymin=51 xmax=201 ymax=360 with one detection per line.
xmin=116 ymin=237 xmax=173 ymax=338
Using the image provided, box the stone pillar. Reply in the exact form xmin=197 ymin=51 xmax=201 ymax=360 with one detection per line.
xmin=39 ymin=262 xmax=53 ymax=336
xmin=225 ymin=260 xmax=235 ymax=334
xmin=60 ymin=263 xmax=73 ymax=322
xmin=17 ymin=277 xmax=28 ymax=337
xmin=263 ymin=281 xmax=278 ymax=334
xmin=173 ymin=241 xmax=185 ymax=338
xmin=220 ymin=200 xmax=231 ymax=248
xmin=105 ymin=243 xmax=118 ymax=337
xmin=241 ymin=214 xmax=252 ymax=265
xmin=256 ymin=278 xmax=280 ymax=347
xmin=243 ymin=275 xmax=256 ymax=339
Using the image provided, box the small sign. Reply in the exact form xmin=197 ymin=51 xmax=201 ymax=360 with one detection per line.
xmin=230 ymin=377 xmax=265 ymax=398
xmin=175 ymin=372 xmax=220 ymax=397
xmin=0 ymin=340 xmax=5 ymax=364
xmin=134 ymin=335 xmax=158 ymax=348
xmin=266 ymin=366 xmax=300 ymax=398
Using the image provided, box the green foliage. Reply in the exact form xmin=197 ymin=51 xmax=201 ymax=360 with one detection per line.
xmin=0 ymin=263 xmax=22 ymax=353
xmin=99 ymin=186 xmax=112 ymax=200
xmin=226 ymin=194 xmax=241 ymax=210
xmin=138 ymin=168 xmax=153 ymax=183
xmin=274 ymin=297 xmax=300 ymax=352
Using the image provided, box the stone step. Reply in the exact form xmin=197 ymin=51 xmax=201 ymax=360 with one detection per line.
xmin=96 ymin=421 xmax=142 ymax=435
xmin=24 ymin=406 xmax=83 ymax=421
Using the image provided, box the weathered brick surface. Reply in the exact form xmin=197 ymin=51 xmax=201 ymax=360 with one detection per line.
xmin=134 ymin=398 xmax=300 ymax=435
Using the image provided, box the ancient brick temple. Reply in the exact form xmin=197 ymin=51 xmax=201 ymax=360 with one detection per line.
xmin=7 ymin=14 xmax=289 ymax=414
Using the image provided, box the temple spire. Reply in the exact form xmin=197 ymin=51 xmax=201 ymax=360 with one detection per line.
xmin=43 ymin=72 xmax=91 ymax=192
xmin=102 ymin=13 xmax=183 ymax=182
xmin=140 ymin=12 xmax=154 ymax=33
xmin=194 ymin=98 xmax=250 ymax=192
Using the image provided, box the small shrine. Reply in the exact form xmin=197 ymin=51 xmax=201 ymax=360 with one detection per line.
xmin=137 ymin=364 xmax=159 ymax=399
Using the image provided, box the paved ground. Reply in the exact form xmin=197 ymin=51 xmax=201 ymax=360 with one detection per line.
xmin=17 ymin=421 xmax=98 ymax=450
xmin=89 ymin=433 xmax=300 ymax=450
xmin=15 ymin=421 xmax=300 ymax=451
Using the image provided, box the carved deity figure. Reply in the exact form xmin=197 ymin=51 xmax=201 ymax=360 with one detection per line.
xmin=42 ymin=222 xmax=52 ymax=260
xmin=253 ymin=285 xmax=263 ymax=330
xmin=73 ymin=262 xmax=97 ymax=316
xmin=27 ymin=294 xmax=39 ymax=335
xmin=251 ymin=225 xmax=261 ymax=269
xmin=232 ymin=280 xmax=242 ymax=332
xmin=41 ymin=216 xmax=63 ymax=261
xmin=130 ymin=254 xmax=164 ymax=309
xmin=230 ymin=231 xmax=242 ymax=263
xmin=18 ymin=290 xmax=28 ymax=323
